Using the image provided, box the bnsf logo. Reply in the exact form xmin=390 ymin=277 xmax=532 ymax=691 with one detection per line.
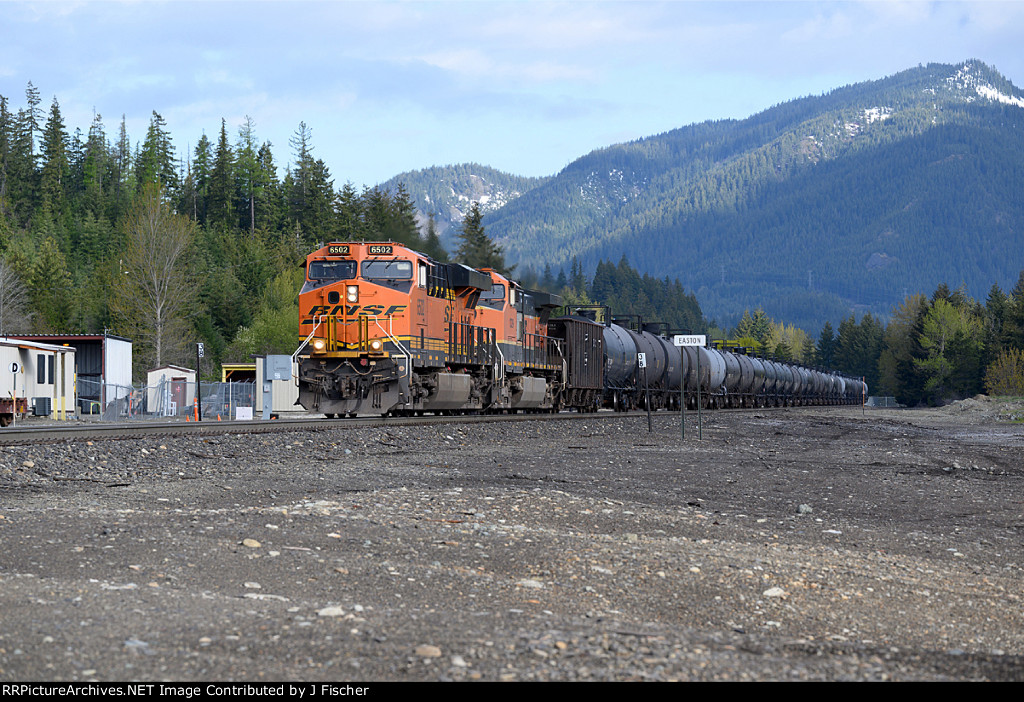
xmin=303 ymin=304 xmax=407 ymax=322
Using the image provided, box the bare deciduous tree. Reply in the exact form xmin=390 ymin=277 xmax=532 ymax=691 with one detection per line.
xmin=0 ymin=259 xmax=33 ymax=334
xmin=110 ymin=185 xmax=195 ymax=371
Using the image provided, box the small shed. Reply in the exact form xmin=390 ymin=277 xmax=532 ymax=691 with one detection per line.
xmin=0 ymin=337 xmax=77 ymax=424
xmin=221 ymin=362 xmax=257 ymax=383
xmin=146 ymin=365 xmax=196 ymax=417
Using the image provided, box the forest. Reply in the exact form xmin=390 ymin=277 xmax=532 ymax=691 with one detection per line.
xmin=3 ymin=77 xmax=1023 ymax=403
xmin=816 ymin=277 xmax=1024 ymax=404
xmin=0 ymin=85 xmax=446 ymax=377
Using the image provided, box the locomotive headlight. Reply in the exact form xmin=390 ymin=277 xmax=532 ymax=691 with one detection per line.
xmin=368 ymin=338 xmax=384 ymax=354
xmin=311 ymin=337 xmax=327 ymax=352
xmin=346 ymin=285 xmax=359 ymax=303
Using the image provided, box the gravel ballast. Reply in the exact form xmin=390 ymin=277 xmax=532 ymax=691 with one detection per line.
xmin=1 ymin=404 xmax=1022 ymax=681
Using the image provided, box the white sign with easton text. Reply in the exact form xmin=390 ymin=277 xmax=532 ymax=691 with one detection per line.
xmin=673 ymin=335 xmax=706 ymax=347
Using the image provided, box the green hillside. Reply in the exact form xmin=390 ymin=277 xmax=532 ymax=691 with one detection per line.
xmin=481 ymin=60 xmax=1024 ymax=331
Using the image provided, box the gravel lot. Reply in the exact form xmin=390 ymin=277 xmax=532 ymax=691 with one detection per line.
xmin=1 ymin=400 xmax=1023 ymax=681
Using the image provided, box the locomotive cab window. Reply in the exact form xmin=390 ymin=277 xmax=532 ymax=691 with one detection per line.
xmin=308 ymin=260 xmax=356 ymax=281
xmin=361 ymin=259 xmax=413 ymax=280
xmin=480 ymin=283 xmax=506 ymax=310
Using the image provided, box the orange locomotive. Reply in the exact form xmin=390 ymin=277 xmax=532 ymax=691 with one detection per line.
xmin=297 ymin=242 xmax=564 ymax=416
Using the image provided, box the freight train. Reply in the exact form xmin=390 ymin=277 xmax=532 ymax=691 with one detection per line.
xmin=296 ymin=241 xmax=865 ymax=417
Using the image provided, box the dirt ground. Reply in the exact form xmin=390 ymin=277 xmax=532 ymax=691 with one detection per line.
xmin=1 ymin=399 xmax=1022 ymax=681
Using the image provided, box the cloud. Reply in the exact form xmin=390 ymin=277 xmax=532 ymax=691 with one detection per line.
xmin=4 ymin=0 xmax=1024 ymax=187
xmin=415 ymin=48 xmax=593 ymax=83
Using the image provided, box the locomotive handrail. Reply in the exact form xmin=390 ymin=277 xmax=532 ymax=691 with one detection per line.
xmin=293 ymin=315 xmax=327 ymax=363
xmin=369 ymin=315 xmax=412 ymax=382
xmin=493 ymin=341 xmax=506 ymax=382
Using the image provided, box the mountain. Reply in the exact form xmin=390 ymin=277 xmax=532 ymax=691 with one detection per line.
xmin=378 ymin=164 xmax=548 ymax=248
xmin=468 ymin=60 xmax=1024 ymax=332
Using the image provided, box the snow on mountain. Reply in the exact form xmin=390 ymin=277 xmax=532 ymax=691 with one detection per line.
xmin=944 ymin=61 xmax=1024 ymax=108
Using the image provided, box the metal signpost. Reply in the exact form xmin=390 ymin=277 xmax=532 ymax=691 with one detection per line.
xmin=196 ymin=342 xmax=205 ymax=422
xmin=638 ymin=352 xmax=652 ymax=433
xmin=673 ymin=335 xmax=707 ymax=440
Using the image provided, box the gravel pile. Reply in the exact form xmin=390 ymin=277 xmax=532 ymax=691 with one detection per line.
xmin=1 ymin=407 xmax=1022 ymax=681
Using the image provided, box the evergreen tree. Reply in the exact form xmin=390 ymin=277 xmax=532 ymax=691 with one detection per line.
xmin=109 ymin=115 xmax=132 ymax=219
xmin=335 ymin=181 xmax=365 ymax=240
xmin=206 ymin=118 xmax=235 ymax=229
xmin=136 ymin=111 xmax=176 ymax=193
xmin=80 ymin=112 xmax=108 ymax=217
xmin=455 ymin=202 xmax=510 ymax=273
xmin=0 ymin=95 xmax=11 ymax=207
xmin=385 ymin=182 xmax=421 ymax=247
xmin=540 ymin=263 xmax=555 ymax=291
xmin=361 ymin=185 xmax=389 ymax=239
xmin=254 ymin=141 xmax=283 ymax=232
xmin=1002 ymin=271 xmax=1024 ymax=350
xmin=569 ymin=256 xmax=586 ymax=293
xmin=38 ymin=97 xmax=69 ymax=221
xmin=420 ymin=211 xmax=448 ymax=261
xmin=235 ymin=116 xmax=264 ymax=234
xmin=28 ymin=236 xmax=73 ymax=331
xmin=816 ymin=321 xmax=836 ymax=367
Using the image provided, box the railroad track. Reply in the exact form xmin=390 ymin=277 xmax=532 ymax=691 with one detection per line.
xmin=0 ymin=402 xmax=824 ymax=446
xmin=0 ymin=410 xmax=639 ymax=446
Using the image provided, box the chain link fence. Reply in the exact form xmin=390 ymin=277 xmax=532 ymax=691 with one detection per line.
xmin=77 ymin=379 xmax=258 ymax=421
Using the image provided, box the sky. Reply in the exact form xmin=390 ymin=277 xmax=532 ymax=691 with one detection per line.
xmin=3 ymin=0 xmax=1024 ymax=189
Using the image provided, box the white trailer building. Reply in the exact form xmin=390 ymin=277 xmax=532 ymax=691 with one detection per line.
xmin=0 ymin=337 xmax=77 ymax=425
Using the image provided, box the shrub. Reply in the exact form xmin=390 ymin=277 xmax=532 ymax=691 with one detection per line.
xmin=984 ymin=348 xmax=1024 ymax=396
